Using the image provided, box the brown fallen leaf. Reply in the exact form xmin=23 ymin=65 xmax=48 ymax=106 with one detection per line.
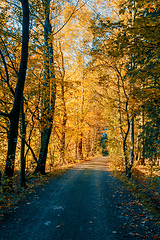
xmin=154 ymin=235 xmax=159 ymax=240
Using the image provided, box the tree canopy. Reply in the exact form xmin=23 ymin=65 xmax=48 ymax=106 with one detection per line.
xmin=0 ymin=0 xmax=159 ymax=190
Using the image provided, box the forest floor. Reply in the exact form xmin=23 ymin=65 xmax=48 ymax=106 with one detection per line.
xmin=0 ymin=156 xmax=160 ymax=240
xmin=110 ymin=160 xmax=160 ymax=220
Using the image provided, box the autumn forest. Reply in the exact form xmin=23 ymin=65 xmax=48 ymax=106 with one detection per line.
xmin=0 ymin=0 xmax=160 ymax=193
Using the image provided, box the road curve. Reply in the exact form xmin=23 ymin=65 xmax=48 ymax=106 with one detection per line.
xmin=0 ymin=157 xmax=159 ymax=240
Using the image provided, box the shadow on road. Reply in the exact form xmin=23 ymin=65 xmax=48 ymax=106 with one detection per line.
xmin=0 ymin=157 xmax=160 ymax=240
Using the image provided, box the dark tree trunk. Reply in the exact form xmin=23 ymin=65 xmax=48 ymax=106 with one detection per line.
xmin=128 ymin=116 xmax=134 ymax=178
xmin=24 ymin=139 xmax=38 ymax=164
xmin=123 ymin=102 xmax=131 ymax=178
xmin=0 ymin=171 xmax=1 ymax=188
xmin=123 ymin=126 xmax=130 ymax=177
xmin=59 ymin=43 xmax=68 ymax=165
xmin=60 ymin=112 xmax=67 ymax=165
xmin=75 ymin=139 xmax=78 ymax=160
xmin=20 ymin=100 xmax=27 ymax=188
xmin=4 ymin=0 xmax=29 ymax=189
xmin=78 ymin=133 xmax=83 ymax=160
xmin=60 ymin=132 xmax=67 ymax=165
xmin=34 ymin=125 xmax=52 ymax=174
xmin=86 ymin=133 xmax=91 ymax=157
xmin=141 ymin=110 xmax=145 ymax=165
xmin=34 ymin=0 xmax=56 ymax=175
xmin=60 ymin=85 xmax=67 ymax=165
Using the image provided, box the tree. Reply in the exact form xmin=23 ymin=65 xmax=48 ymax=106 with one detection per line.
xmin=34 ymin=0 xmax=56 ymax=174
xmin=90 ymin=0 xmax=160 ymax=176
xmin=0 ymin=0 xmax=29 ymax=189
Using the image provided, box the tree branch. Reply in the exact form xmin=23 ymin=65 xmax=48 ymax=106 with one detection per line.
xmin=0 ymin=111 xmax=10 ymax=118
xmin=53 ymin=0 xmax=85 ymax=36
xmin=0 ymin=48 xmax=15 ymax=96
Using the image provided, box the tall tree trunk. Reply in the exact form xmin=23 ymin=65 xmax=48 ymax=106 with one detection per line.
xmin=123 ymin=124 xmax=130 ymax=177
xmin=4 ymin=0 xmax=29 ymax=190
xmin=127 ymin=7 xmax=137 ymax=178
xmin=34 ymin=0 xmax=56 ymax=174
xmin=59 ymin=43 xmax=68 ymax=165
xmin=86 ymin=132 xmax=91 ymax=157
xmin=20 ymin=100 xmax=27 ymax=188
xmin=78 ymin=132 xmax=83 ymax=160
xmin=60 ymin=111 xmax=67 ymax=165
xmin=122 ymin=101 xmax=131 ymax=177
xmin=128 ymin=116 xmax=134 ymax=178
xmin=141 ymin=110 xmax=145 ymax=165
xmin=35 ymin=125 xmax=52 ymax=174
xmin=75 ymin=139 xmax=78 ymax=160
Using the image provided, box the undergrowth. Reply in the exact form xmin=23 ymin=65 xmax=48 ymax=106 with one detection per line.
xmin=109 ymin=159 xmax=160 ymax=227
xmin=0 ymin=163 xmax=76 ymax=221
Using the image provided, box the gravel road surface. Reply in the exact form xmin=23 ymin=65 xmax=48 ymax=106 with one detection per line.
xmin=0 ymin=157 xmax=160 ymax=240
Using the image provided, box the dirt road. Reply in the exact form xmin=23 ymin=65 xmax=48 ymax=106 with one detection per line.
xmin=0 ymin=157 xmax=159 ymax=239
